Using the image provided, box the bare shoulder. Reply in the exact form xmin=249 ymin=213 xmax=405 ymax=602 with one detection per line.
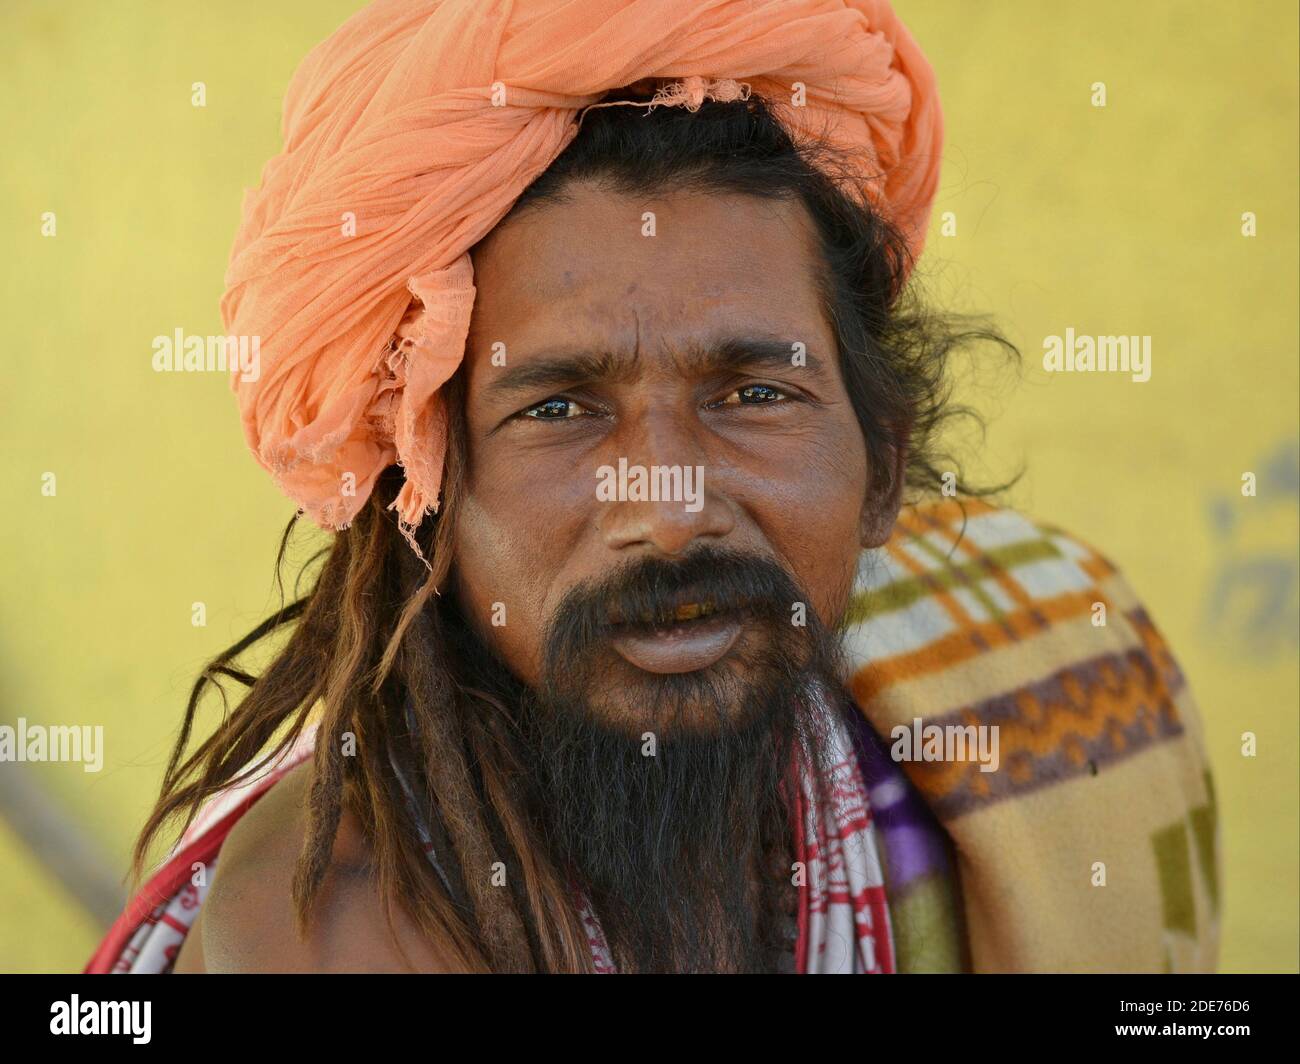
xmin=194 ymin=758 xmax=466 ymax=973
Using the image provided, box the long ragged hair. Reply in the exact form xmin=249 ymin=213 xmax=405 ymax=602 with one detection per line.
xmin=133 ymin=90 xmax=1017 ymax=972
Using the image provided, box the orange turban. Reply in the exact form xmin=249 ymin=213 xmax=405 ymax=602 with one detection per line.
xmin=221 ymin=0 xmax=944 ymax=545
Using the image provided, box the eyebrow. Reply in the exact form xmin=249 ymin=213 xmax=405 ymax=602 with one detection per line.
xmin=484 ymin=336 xmax=824 ymax=400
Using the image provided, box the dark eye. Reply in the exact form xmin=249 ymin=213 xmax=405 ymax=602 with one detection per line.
xmin=723 ymin=384 xmax=787 ymax=405
xmin=521 ymin=397 xmax=585 ymax=420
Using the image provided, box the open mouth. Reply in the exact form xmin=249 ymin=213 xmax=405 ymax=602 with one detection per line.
xmin=631 ymin=599 xmax=719 ymax=627
xmin=607 ymin=596 xmax=744 ymax=674
xmin=608 ymin=591 xmax=737 ymax=629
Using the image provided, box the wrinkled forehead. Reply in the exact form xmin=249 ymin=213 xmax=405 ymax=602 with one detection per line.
xmin=462 ymin=182 xmax=832 ymax=378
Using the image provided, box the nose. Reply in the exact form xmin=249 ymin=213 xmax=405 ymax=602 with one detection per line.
xmin=595 ymin=416 xmax=735 ymax=557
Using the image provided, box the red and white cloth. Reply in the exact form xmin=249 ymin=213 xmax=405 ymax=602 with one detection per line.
xmin=791 ymin=689 xmax=894 ymax=974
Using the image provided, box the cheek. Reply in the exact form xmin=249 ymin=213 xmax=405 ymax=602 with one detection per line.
xmin=450 ymin=459 xmax=595 ymax=687
xmin=450 ymin=493 xmax=549 ymax=686
xmin=750 ymin=423 xmax=868 ymax=625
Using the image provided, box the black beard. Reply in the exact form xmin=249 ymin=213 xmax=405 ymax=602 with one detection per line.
xmin=514 ymin=545 xmax=845 ymax=973
xmin=518 ymin=673 xmax=806 ymax=972
xmin=442 ymin=546 xmax=846 ymax=972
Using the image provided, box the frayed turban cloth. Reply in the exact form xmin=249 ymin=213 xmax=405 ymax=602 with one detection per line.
xmin=221 ymin=0 xmax=944 ymax=554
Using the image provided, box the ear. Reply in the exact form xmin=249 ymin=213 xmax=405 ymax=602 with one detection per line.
xmin=859 ymin=427 xmax=909 ymax=549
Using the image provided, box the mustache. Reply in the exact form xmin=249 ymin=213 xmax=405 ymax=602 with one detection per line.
xmin=522 ymin=546 xmax=833 ymax=971
xmin=542 ymin=546 xmax=807 ymax=654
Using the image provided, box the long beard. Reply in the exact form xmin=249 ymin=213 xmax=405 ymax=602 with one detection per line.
xmin=452 ymin=546 xmax=847 ymax=972
xmin=518 ymin=670 xmax=810 ymax=973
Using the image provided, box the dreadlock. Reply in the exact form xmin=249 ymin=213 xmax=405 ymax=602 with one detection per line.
xmin=134 ymin=88 xmax=1017 ymax=971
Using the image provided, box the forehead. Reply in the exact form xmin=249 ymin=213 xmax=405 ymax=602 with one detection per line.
xmin=465 ymin=181 xmax=830 ymax=365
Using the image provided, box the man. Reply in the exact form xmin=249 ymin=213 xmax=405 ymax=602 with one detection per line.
xmin=87 ymin=0 xmax=1218 ymax=974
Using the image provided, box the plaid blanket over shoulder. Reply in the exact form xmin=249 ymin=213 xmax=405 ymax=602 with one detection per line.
xmin=842 ymin=498 xmax=1219 ymax=973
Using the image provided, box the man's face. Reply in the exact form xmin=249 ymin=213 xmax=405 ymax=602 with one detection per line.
xmin=452 ymin=181 xmax=876 ymax=733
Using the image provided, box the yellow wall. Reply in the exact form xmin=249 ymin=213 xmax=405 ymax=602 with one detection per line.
xmin=1 ymin=0 xmax=1295 ymax=972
